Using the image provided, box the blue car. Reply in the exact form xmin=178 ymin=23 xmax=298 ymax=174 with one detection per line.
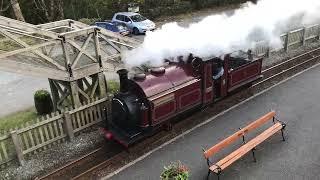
xmin=95 ymin=21 xmax=131 ymax=36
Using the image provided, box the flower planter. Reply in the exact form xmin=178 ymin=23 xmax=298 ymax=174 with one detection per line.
xmin=160 ymin=161 xmax=189 ymax=180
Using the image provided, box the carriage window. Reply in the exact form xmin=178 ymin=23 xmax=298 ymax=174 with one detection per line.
xmin=228 ymin=50 xmax=253 ymax=70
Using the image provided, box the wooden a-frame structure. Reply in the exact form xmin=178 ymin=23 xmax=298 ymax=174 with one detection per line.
xmin=0 ymin=16 xmax=141 ymax=110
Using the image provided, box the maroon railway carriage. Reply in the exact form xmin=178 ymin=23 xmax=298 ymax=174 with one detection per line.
xmin=102 ymin=52 xmax=263 ymax=147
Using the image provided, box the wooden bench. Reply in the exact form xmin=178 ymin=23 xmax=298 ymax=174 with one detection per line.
xmin=203 ymin=111 xmax=286 ymax=180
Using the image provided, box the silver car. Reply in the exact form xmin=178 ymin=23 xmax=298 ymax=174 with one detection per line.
xmin=112 ymin=12 xmax=156 ymax=35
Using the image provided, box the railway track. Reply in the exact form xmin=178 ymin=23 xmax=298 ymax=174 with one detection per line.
xmin=37 ymin=46 xmax=320 ymax=180
xmin=257 ymin=47 xmax=320 ymax=85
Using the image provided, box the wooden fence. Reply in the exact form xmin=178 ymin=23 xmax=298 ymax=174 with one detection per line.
xmin=0 ymin=97 xmax=111 ymax=167
xmin=253 ymin=24 xmax=320 ymax=57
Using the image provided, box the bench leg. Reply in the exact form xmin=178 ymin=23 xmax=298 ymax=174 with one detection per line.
xmin=207 ymin=170 xmax=211 ymax=180
xmin=251 ymin=149 xmax=257 ymax=162
xmin=281 ymin=129 xmax=285 ymax=141
xmin=216 ymin=173 xmax=220 ymax=180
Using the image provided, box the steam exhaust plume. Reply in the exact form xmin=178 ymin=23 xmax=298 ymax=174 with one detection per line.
xmin=123 ymin=0 xmax=320 ymax=66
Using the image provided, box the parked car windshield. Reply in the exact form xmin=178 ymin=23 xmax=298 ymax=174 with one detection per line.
xmin=130 ymin=15 xmax=147 ymax=22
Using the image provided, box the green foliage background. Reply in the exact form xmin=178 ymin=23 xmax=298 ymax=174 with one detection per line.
xmin=1 ymin=0 xmax=251 ymax=24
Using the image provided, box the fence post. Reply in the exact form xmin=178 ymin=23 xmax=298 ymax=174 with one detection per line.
xmin=284 ymin=32 xmax=290 ymax=52
xmin=10 ymin=131 xmax=24 ymax=166
xmin=318 ymin=25 xmax=320 ymax=40
xmin=302 ymin=27 xmax=306 ymax=46
xmin=63 ymin=112 xmax=74 ymax=142
xmin=265 ymin=47 xmax=270 ymax=58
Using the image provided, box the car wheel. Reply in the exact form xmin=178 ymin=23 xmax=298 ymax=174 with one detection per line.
xmin=133 ymin=27 xmax=139 ymax=35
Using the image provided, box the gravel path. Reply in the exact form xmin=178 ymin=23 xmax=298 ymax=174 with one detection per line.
xmin=0 ymin=128 xmax=104 ymax=179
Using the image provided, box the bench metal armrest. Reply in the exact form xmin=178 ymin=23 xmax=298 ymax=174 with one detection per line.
xmin=202 ymin=147 xmax=213 ymax=166
xmin=212 ymin=164 xmax=222 ymax=174
xmin=274 ymin=116 xmax=287 ymax=129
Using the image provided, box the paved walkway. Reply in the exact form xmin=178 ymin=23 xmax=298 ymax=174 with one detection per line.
xmin=109 ymin=64 xmax=320 ymax=180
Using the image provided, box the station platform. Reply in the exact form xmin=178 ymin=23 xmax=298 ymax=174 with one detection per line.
xmin=108 ymin=64 xmax=320 ymax=180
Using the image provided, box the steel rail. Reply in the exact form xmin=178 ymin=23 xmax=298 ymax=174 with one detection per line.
xmin=36 ymin=148 xmax=102 ymax=179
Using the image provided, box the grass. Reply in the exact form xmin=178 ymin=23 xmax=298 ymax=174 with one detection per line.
xmin=0 ymin=81 xmax=119 ymax=133
xmin=0 ymin=108 xmax=38 ymax=132
xmin=0 ymin=37 xmax=38 ymax=52
xmin=107 ymin=80 xmax=120 ymax=94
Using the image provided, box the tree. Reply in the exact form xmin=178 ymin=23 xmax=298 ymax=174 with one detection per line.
xmin=10 ymin=0 xmax=25 ymax=21
xmin=33 ymin=0 xmax=64 ymax=22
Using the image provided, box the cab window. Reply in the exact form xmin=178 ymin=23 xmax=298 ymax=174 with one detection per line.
xmin=228 ymin=51 xmax=252 ymax=70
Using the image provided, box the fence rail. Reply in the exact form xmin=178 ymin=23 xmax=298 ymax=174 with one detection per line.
xmin=253 ymin=24 xmax=320 ymax=57
xmin=0 ymin=96 xmax=111 ymax=167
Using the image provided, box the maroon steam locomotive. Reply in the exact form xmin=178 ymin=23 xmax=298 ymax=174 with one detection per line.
xmin=102 ymin=52 xmax=263 ymax=147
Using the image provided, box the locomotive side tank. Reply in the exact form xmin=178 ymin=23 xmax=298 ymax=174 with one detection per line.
xmin=102 ymin=52 xmax=263 ymax=147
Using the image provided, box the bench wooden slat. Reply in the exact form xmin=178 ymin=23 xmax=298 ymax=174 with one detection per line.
xmin=241 ymin=111 xmax=276 ymax=134
xmin=210 ymin=123 xmax=282 ymax=172
xmin=204 ymin=111 xmax=276 ymax=159
xmin=204 ymin=130 xmax=244 ymax=159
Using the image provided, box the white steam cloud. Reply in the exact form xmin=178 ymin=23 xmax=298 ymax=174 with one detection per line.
xmin=123 ymin=0 xmax=320 ymax=66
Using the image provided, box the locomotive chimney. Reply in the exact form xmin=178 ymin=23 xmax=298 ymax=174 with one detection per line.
xmin=117 ymin=69 xmax=129 ymax=93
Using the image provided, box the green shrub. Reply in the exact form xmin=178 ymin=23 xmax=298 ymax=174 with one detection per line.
xmin=160 ymin=161 xmax=189 ymax=180
xmin=34 ymin=90 xmax=53 ymax=115
xmin=107 ymin=80 xmax=120 ymax=94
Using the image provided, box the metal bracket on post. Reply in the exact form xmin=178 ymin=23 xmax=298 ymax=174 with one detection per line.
xmin=94 ymin=27 xmax=100 ymax=35
xmin=98 ymin=55 xmax=102 ymax=68
xmin=11 ymin=131 xmax=25 ymax=166
xmin=67 ymin=63 xmax=73 ymax=77
xmin=63 ymin=111 xmax=75 ymax=142
xmin=68 ymin=20 xmax=74 ymax=28
xmin=58 ymin=35 xmax=66 ymax=43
